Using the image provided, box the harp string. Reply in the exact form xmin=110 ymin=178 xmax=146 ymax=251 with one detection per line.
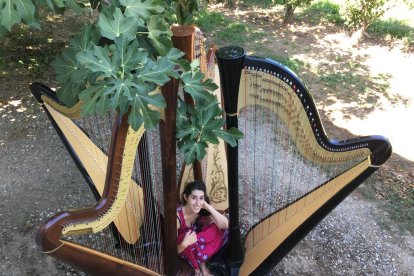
xmin=135 ymin=137 xmax=146 ymax=266
xmin=79 ymin=112 xmax=134 ymax=258
xmin=237 ymin=66 xmax=368 ymax=252
xmin=146 ymin=130 xmax=158 ymax=270
xmin=50 ymin=105 xmax=165 ymax=273
xmin=145 ymin=127 xmax=164 ymax=272
xmin=129 ymin=128 xmax=163 ymax=273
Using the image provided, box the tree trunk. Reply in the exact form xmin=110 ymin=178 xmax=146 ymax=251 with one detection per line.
xmin=284 ymin=4 xmax=295 ymax=25
xmin=226 ymin=0 xmax=235 ymax=7
xmin=350 ymin=22 xmax=368 ymax=46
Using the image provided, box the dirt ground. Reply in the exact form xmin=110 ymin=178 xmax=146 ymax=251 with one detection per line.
xmin=1 ymin=4 xmax=413 ymax=276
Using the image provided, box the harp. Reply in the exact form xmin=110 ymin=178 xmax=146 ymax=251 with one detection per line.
xmin=215 ymin=46 xmax=392 ymax=275
xmin=30 ymin=26 xmax=219 ymax=275
xmin=31 ymin=30 xmax=391 ymax=274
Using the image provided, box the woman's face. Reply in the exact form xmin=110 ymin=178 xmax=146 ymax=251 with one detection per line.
xmin=186 ymin=189 xmax=205 ymax=214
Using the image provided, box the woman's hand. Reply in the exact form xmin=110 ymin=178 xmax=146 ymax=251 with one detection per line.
xmin=182 ymin=230 xmax=197 ymax=248
xmin=178 ymin=230 xmax=197 ymax=254
xmin=202 ymin=201 xmax=212 ymax=211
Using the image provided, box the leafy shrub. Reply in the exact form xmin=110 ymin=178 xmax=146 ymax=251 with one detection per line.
xmin=302 ymin=0 xmax=344 ymax=24
xmin=193 ymin=11 xmax=229 ymax=32
xmin=368 ymin=19 xmax=414 ymax=41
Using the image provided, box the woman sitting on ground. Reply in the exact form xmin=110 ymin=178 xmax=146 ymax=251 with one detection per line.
xmin=177 ymin=181 xmax=229 ymax=276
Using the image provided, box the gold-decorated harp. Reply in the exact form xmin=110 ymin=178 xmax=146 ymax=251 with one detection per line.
xmin=215 ymin=46 xmax=391 ymax=275
xmin=30 ymin=38 xmax=391 ymax=274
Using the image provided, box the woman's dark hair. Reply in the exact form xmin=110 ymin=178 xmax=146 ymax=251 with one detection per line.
xmin=181 ymin=180 xmax=210 ymax=205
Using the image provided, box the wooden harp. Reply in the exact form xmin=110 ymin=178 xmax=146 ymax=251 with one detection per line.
xmin=215 ymin=46 xmax=392 ymax=275
xmin=30 ymin=27 xmax=223 ymax=275
xmin=30 ymin=81 xmax=172 ymax=275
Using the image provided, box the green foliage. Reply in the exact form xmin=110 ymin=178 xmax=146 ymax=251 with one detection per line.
xmin=98 ymin=7 xmax=139 ymax=40
xmin=368 ymin=18 xmax=414 ymax=41
xmin=0 ymin=0 xmax=40 ymax=32
xmin=383 ymin=189 xmax=414 ymax=233
xmin=280 ymin=0 xmax=313 ymax=23
xmin=281 ymin=0 xmax=313 ymax=9
xmin=0 ymin=25 xmax=7 ymax=36
xmin=0 ymin=0 xmax=85 ymax=36
xmin=268 ymin=54 xmax=305 ymax=72
xmin=242 ymin=0 xmax=275 ymax=8
xmin=1 ymin=0 xmax=242 ymax=163
xmin=193 ymin=11 xmax=229 ymax=33
xmin=48 ymin=0 xmax=242 ymax=163
xmin=217 ymin=22 xmax=248 ymax=42
xmin=168 ymin=0 xmax=203 ymax=25
xmin=121 ymin=0 xmax=165 ymax=20
xmin=320 ymin=72 xmax=361 ymax=88
xmin=176 ymin=93 xmax=243 ymax=163
xmin=341 ymin=0 xmax=390 ymax=29
xmin=301 ymin=0 xmax=344 ymax=24
xmin=361 ymin=181 xmax=414 ymax=234
xmin=175 ymin=59 xmax=243 ymax=162
xmin=278 ymin=0 xmax=312 ymax=8
xmin=147 ymin=15 xmax=174 ymax=55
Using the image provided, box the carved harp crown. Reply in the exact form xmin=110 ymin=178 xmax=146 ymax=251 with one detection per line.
xmin=216 ymin=46 xmax=392 ymax=275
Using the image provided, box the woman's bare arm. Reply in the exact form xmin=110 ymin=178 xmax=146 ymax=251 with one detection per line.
xmin=202 ymin=202 xmax=229 ymax=229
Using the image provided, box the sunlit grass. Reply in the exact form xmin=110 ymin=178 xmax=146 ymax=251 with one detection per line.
xmin=300 ymin=0 xmax=344 ymax=24
xmin=361 ymin=181 xmax=414 ymax=234
xmin=193 ymin=11 xmax=230 ymax=33
xmin=386 ymin=193 xmax=414 ymax=233
xmin=241 ymin=0 xmax=276 ymax=8
xmin=217 ymin=22 xmax=249 ymax=42
xmin=273 ymin=56 xmax=305 ymax=72
xmin=249 ymin=30 xmax=267 ymax=41
xmin=195 ymin=11 xmax=258 ymax=44
xmin=319 ymin=72 xmax=361 ymax=87
xmin=368 ymin=19 xmax=414 ymax=42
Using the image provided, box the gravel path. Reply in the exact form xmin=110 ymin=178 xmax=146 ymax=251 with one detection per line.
xmin=271 ymin=191 xmax=414 ymax=275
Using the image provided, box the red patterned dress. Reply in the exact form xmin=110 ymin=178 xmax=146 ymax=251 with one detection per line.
xmin=177 ymin=205 xmax=228 ymax=269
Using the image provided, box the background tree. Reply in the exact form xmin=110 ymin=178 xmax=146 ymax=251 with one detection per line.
xmin=341 ymin=0 xmax=396 ymax=44
xmin=280 ymin=0 xmax=313 ymax=24
xmin=166 ymin=0 xmax=204 ymax=25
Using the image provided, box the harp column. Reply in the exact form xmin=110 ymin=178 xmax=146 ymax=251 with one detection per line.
xmin=216 ymin=46 xmax=246 ymax=274
xmin=171 ymin=25 xmax=203 ymax=181
xmin=160 ymin=79 xmax=180 ymax=274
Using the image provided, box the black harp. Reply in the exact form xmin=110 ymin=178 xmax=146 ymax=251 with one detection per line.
xmin=216 ymin=46 xmax=391 ymax=275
